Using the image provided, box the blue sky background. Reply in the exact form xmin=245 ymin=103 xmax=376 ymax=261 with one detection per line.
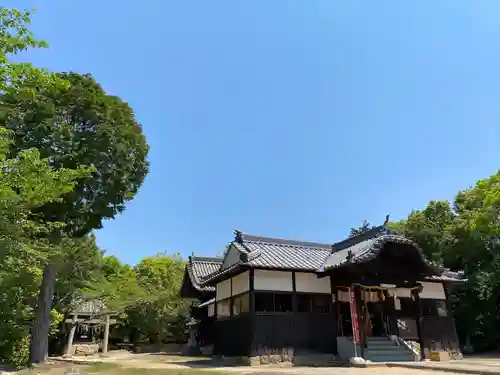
xmin=5 ymin=1 xmax=500 ymax=265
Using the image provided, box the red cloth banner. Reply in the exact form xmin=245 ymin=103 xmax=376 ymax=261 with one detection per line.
xmin=349 ymin=287 xmax=360 ymax=344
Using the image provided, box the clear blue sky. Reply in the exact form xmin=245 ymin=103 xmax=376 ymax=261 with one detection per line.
xmin=6 ymin=1 xmax=500 ymax=265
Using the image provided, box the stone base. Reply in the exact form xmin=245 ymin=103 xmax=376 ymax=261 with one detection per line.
xmin=250 ymin=347 xmax=295 ymax=365
xmin=214 ymin=348 xmax=340 ymax=367
xmin=64 ymin=343 xmax=100 ymax=357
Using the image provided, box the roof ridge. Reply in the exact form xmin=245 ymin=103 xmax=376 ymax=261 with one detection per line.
xmin=240 ymin=232 xmax=332 ymax=250
xmin=190 ymin=256 xmax=223 ymax=263
xmin=331 ymin=225 xmax=388 ymax=252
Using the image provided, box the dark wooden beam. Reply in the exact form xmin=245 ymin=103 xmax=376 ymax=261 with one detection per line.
xmin=249 ymin=268 xmax=255 ymax=354
xmin=412 ymin=288 xmax=425 ymax=360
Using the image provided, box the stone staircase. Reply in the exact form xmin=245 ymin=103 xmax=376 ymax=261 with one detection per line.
xmin=363 ymin=337 xmax=415 ymax=363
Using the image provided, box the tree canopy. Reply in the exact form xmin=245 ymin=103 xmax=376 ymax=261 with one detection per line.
xmin=387 ymin=171 xmax=500 ymax=351
xmin=0 ymin=7 xmax=150 ymax=364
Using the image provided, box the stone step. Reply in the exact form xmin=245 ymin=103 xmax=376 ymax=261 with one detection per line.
xmin=367 ymin=342 xmax=400 ymax=348
xmin=365 ymin=355 xmax=414 ymax=363
xmin=365 ymin=348 xmax=412 ymax=356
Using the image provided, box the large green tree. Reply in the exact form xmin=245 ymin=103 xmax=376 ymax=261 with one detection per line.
xmin=0 ymin=126 xmax=87 ymax=365
xmin=390 ymin=171 xmax=500 ymax=351
xmin=0 ymin=10 xmax=149 ymax=360
xmin=124 ymin=254 xmax=189 ymax=344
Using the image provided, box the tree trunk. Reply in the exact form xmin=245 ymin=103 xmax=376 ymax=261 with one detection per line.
xmin=64 ymin=314 xmax=78 ymax=357
xmin=30 ymin=263 xmax=56 ymax=364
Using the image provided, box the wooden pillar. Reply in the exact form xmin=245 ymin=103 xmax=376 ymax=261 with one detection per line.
xmin=353 ymin=284 xmax=364 ymax=357
xmin=331 ymin=284 xmax=340 ymax=355
xmin=65 ymin=314 xmax=78 ymax=357
xmin=383 ymin=290 xmax=398 ymax=336
xmin=443 ymin=284 xmax=461 ymax=355
xmin=291 ymin=271 xmax=298 ymax=350
xmin=412 ymin=286 xmax=425 ymax=360
xmin=249 ymin=268 xmax=255 ymax=356
xmin=103 ymin=314 xmax=110 ymax=354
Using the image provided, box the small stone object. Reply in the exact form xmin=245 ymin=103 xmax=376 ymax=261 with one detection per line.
xmin=260 ymin=355 xmax=271 ymax=365
xmin=349 ymin=356 xmax=366 ymax=366
xmin=248 ymin=357 xmax=261 ymax=366
xmin=269 ymin=354 xmax=280 ymax=364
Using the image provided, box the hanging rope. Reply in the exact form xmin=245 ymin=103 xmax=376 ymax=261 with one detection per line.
xmin=356 ymin=284 xmax=421 ymax=292
xmin=336 ymin=284 xmax=421 ymax=292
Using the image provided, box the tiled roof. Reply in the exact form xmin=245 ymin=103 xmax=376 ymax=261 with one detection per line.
xmin=318 ymin=226 xmax=397 ymax=271
xmin=186 ymin=256 xmax=222 ymax=292
xmin=198 ymin=228 xmax=466 ymax=287
xmin=319 ymin=227 xmax=440 ymax=272
xmin=200 ymin=232 xmax=335 ymax=285
xmin=426 ymin=270 xmax=467 ymax=283
xmin=240 ymin=233 xmax=332 ymax=270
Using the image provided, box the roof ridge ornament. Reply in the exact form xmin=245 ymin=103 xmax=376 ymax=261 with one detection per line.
xmin=384 ymin=214 xmax=390 ymax=226
xmin=234 ymin=229 xmax=243 ymax=244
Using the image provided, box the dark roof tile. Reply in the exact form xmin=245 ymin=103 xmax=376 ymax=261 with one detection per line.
xmin=186 ymin=256 xmax=222 ymax=292
xmin=197 ymin=228 xmax=466 ymax=287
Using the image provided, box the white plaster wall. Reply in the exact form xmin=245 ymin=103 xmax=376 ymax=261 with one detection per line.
xmin=231 ymin=271 xmax=249 ymax=295
xmin=216 ymin=278 xmax=231 ymax=301
xmin=383 ymin=282 xmax=445 ymax=300
xmin=295 ymin=272 xmax=331 ymax=294
xmin=254 ymin=270 xmax=293 ymax=291
xmin=393 ymin=288 xmax=412 ymax=298
xmin=221 ymin=245 xmax=240 ymax=270
xmin=207 ymin=303 xmax=215 ymax=317
xmin=419 ymin=281 xmax=446 ymax=300
xmin=337 ymin=289 xmax=350 ymax=302
xmin=217 ymin=300 xmax=230 ymax=317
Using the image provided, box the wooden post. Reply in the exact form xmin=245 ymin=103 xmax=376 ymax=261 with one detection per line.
xmin=349 ymin=285 xmax=362 ymax=358
xmin=249 ymin=268 xmax=255 ymax=356
xmin=103 ymin=314 xmax=110 ymax=354
xmin=65 ymin=314 xmax=78 ymax=357
xmin=413 ymin=287 xmax=425 ymax=360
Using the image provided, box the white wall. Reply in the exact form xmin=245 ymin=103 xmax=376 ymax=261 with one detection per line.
xmin=382 ymin=282 xmax=446 ymax=300
xmin=295 ymin=272 xmax=331 ymax=294
xmin=254 ymin=270 xmax=293 ymax=291
xmin=231 ymin=271 xmax=250 ymax=295
xmin=217 ymin=300 xmax=230 ymax=317
xmin=393 ymin=288 xmax=412 ymax=298
xmin=418 ymin=281 xmax=446 ymax=300
xmin=221 ymin=245 xmax=240 ymax=270
xmin=207 ymin=303 xmax=215 ymax=317
xmin=216 ymin=278 xmax=231 ymax=301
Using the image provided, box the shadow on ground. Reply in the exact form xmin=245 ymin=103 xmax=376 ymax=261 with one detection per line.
xmin=147 ymin=354 xmax=246 ymax=368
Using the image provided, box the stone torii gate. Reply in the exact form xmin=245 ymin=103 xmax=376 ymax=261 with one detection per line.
xmin=64 ymin=300 xmax=118 ymax=357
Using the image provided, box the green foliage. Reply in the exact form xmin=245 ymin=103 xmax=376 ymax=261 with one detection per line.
xmin=391 ymin=170 xmax=500 ymax=351
xmin=1 ymin=335 xmax=29 ymax=368
xmin=0 ymin=127 xmax=87 ymax=365
xmin=123 ymin=254 xmax=189 ymax=344
xmin=0 ymin=6 xmax=149 ymax=364
xmin=0 ymin=7 xmax=47 ymax=60
xmin=1 ymin=71 xmax=149 ymax=235
xmin=80 ymin=255 xmax=145 ymax=314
